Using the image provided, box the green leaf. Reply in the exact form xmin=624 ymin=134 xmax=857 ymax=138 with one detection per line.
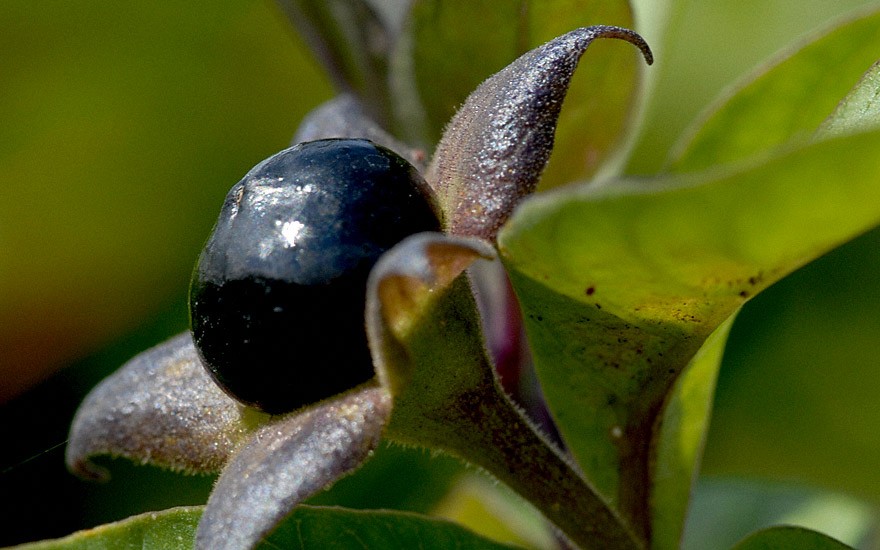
xmin=624 ymin=0 xmax=877 ymax=174
xmin=14 ymin=505 xmax=520 ymax=550
xmin=366 ymin=233 xmax=641 ymax=549
xmin=731 ymin=526 xmax=853 ymax=550
xmin=669 ymin=7 xmax=880 ymax=172
xmin=701 ymin=226 xmax=880 ymax=500
xmin=265 ymin=505 xmax=522 ymax=549
xmin=683 ymin=478 xmax=875 ymax=549
xmin=14 ymin=506 xmax=201 ymax=550
xmin=650 ymin=314 xmax=737 ymax=550
xmin=819 ymin=59 xmax=880 ymax=137
xmin=498 ymin=128 xmax=880 ymax=533
xmin=405 ymin=0 xmax=641 ymax=183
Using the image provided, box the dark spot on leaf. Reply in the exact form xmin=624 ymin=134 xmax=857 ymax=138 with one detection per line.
xmin=585 ymin=286 xmax=595 ymax=296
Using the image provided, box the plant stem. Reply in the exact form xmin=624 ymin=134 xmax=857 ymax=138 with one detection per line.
xmin=390 ymin=375 xmax=644 ymax=550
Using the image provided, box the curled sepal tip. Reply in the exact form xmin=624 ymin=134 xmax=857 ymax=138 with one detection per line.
xmin=195 ymin=387 xmax=392 ymax=550
xmin=427 ymin=25 xmax=652 ymax=242
xmin=365 ymin=232 xmax=495 ymax=395
xmin=65 ymin=332 xmax=254 ymax=481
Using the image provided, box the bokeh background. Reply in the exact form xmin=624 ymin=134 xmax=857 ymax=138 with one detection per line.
xmin=2 ymin=1 xmax=879 ymax=548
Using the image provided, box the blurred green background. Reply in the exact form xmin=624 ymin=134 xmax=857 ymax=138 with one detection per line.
xmin=2 ymin=0 xmax=879 ymax=547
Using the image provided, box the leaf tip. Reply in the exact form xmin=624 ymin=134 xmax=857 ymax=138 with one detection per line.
xmin=429 ymin=25 xmax=652 ymax=243
xmin=589 ymin=25 xmax=653 ymax=66
xmin=65 ymin=450 xmax=111 ymax=482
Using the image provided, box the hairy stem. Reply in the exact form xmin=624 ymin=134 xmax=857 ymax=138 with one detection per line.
xmin=390 ymin=373 xmax=643 ymax=550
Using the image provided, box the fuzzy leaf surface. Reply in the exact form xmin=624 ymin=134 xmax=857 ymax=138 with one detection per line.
xmin=499 ymin=128 xmax=880 ymax=530
xmin=406 ymin=0 xmax=640 ymax=185
xmin=426 ymin=26 xmax=652 ymax=242
xmin=669 ymin=7 xmax=880 ymax=172
xmin=195 ymin=388 xmax=392 ymax=550
xmin=366 ymin=233 xmax=641 ymax=549
xmin=65 ymin=333 xmax=256 ymax=480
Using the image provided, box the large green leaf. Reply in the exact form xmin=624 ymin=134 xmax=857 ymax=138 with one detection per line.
xmin=404 ymin=0 xmax=640 ymax=184
xmin=14 ymin=505 xmax=519 ymax=550
xmin=498 ymin=127 xmax=880 ymax=533
xmin=668 ymin=7 xmax=880 ymax=172
xmin=699 ymin=54 xmax=880 ymax=500
xmin=701 ymin=225 xmax=880 ymax=500
xmin=624 ymin=0 xmax=878 ymax=174
xmin=731 ymin=526 xmax=853 ymax=550
xmin=650 ymin=314 xmax=737 ymax=550
xmin=14 ymin=506 xmax=202 ymax=550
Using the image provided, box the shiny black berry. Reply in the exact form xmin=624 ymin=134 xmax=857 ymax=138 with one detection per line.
xmin=189 ymin=139 xmax=441 ymax=414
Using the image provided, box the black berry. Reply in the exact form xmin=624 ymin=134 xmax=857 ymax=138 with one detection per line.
xmin=189 ymin=139 xmax=441 ymax=413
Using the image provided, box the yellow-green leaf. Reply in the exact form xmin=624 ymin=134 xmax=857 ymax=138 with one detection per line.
xmin=14 ymin=506 xmax=201 ymax=550
xmin=651 ymin=315 xmax=737 ymax=550
xmin=669 ymin=7 xmax=880 ymax=172
xmin=499 ymin=127 xmax=880 ymax=532
xmin=819 ymin=59 xmax=880 ymax=137
xmin=14 ymin=505 xmax=521 ymax=550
